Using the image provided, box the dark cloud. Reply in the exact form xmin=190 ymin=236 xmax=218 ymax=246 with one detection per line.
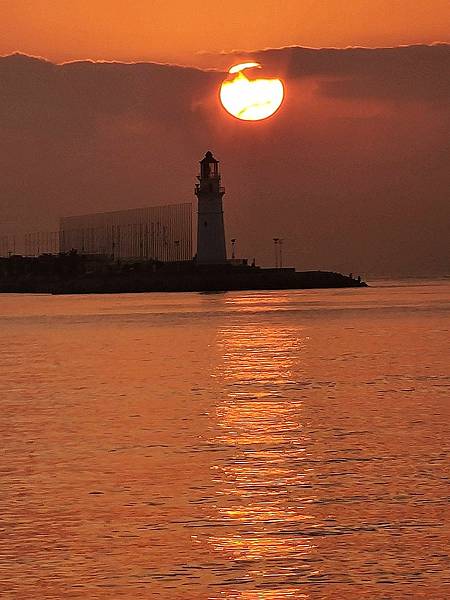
xmin=219 ymin=44 xmax=450 ymax=103
xmin=0 ymin=47 xmax=449 ymax=276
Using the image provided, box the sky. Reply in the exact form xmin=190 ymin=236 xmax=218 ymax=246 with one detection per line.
xmin=0 ymin=2 xmax=449 ymax=276
xmin=1 ymin=1 xmax=449 ymax=65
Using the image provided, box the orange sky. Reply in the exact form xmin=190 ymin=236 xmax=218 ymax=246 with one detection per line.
xmin=1 ymin=0 xmax=449 ymax=65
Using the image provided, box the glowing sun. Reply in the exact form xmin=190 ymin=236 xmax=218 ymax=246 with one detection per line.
xmin=220 ymin=62 xmax=284 ymax=121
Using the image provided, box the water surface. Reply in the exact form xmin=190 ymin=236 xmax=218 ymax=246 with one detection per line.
xmin=1 ymin=281 xmax=449 ymax=598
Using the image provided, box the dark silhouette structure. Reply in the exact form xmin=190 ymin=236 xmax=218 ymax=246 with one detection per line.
xmin=0 ymin=151 xmax=368 ymax=293
xmin=0 ymin=252 xmax=366 ymax=293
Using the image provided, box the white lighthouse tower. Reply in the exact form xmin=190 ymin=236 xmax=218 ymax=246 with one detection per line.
xmin=195 ymin=151 xmax=227 ymax=264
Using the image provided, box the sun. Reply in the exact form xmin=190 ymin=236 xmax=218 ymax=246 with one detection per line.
xmin=220 ymin=63 xmax=284 ymax=121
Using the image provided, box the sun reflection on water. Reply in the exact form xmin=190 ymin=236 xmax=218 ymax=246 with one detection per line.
xmin=206 ymin=309 xmax=319 ymax=598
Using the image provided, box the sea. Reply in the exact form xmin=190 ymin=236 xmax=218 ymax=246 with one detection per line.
xmin=0 ymin=279 xmax=449 ymax=599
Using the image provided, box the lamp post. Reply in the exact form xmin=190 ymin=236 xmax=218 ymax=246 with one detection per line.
xmin=231 ymin=238 xmax=236 ymax=260
xmin=279 ymin=238 xmax=283 ymax=268
xmin=273 ymin=238 xmax=279 ymax=268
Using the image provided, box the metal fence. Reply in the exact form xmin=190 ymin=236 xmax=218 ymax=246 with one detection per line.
xmin=60 ymin=203 xmax=192 ymax=261
xmin=0 ymin=232 xmax=59 ymax=257
xmin=0 ymin=203 xmax=193 ymax=261
xmin=0 ymin=235 xmax=16 ymax=257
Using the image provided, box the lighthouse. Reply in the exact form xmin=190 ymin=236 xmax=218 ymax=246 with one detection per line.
xmin=195 ymin=151 xmax=227 ymax=264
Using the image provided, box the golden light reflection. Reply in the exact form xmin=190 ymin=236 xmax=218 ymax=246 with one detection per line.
xmin=220 ymin=63 xmax=284 ymax=121
xmin=205 ymin=298 xmax=319 ymax=598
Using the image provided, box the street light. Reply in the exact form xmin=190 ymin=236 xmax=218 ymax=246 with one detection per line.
xmin=231 ymin=238 xmax=236 ymax=259
xmin=273 ymin=238 xmax=279 ymax=268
